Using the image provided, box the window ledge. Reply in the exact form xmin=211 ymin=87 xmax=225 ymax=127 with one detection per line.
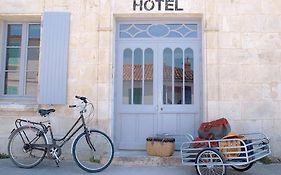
xmin=0 ymin=100 xmax=38 ymax=112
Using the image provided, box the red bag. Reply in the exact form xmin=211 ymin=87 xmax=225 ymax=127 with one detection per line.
xmin=198 ymin=118 xmax=231 ymax=140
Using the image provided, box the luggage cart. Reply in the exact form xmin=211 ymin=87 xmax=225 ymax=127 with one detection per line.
xmin=181 ymin=133 xmax=271 ymax=175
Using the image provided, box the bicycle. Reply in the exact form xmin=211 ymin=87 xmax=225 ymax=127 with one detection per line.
xmin=7 ymin=96 xmax=114 ymax=173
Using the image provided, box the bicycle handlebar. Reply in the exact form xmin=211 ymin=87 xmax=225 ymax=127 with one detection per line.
xmin=75 ymin=96 xmax=88 ymax=103
xmin=69 ymin=105 xmax=77 ymax=108
xmin=69 ymin=96 xmax=92 ymax=114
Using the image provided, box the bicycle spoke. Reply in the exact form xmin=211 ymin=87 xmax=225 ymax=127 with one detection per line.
xmin=196 ymin=149 xmax=225 ymax=175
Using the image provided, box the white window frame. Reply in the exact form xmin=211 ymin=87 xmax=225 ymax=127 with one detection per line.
xmin=0 ymin=22 xmax=40 ymax=100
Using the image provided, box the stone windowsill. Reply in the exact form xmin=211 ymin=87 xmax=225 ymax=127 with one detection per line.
xmin=0 ymin=99 xmax=39 ymax=112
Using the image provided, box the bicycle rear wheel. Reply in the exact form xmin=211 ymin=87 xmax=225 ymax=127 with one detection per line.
xmin=72 ymin=130 xmax=114 ymax=173
xmin=8 ymin=126 xmax=47 ymax=168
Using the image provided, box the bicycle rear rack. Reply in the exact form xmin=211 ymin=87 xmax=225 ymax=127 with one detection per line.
xmin=14 ymin=119 xmax=48 ymax=133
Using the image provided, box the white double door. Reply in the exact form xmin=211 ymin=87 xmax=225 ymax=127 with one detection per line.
xmin=115 ymin=41 xmax=201 ymax=149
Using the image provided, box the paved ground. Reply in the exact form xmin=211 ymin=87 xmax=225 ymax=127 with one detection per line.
xmin=0 ymin=159 xmax=281 ymax=175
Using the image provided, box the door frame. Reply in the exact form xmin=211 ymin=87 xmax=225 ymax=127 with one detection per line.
xmin=113 ymin=18 xmax=203 ymax=150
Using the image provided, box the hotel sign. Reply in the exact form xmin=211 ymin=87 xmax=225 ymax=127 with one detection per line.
xmin=133 ymin=0 xmax=184 ymax=11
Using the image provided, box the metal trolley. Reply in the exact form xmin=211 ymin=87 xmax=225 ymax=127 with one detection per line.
xmin=180 ymin=133 xmax=271 ymax=175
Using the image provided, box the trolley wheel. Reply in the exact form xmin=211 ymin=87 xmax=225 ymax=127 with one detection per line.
xmin=195 ymin=148 xmax=226 ymax=175
xmin=231 ymin=162 xmax=254 ymax=172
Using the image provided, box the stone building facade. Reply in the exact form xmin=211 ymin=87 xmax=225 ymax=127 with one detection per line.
xmin=0 ymin=0 xmax=281 ymax=157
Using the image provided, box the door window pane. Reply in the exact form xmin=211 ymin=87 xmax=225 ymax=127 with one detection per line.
xmin=28 ymin=24 xmax=40 ymax=46
xmin=7 ymin=24 xmax=22 ymax=46
xmin=133 ymin=48 xmax=143 ymax=104
xmin=123 ymin=49 xmax=132 ymax=104
xmin=174 ymin=48 xmax=183 ymax=104
xmin=25 ymin=24 xmax=40 ymax=96
xmin=123 ymin=48 xmax=154 ymax=105
xmin=121 ymin=47 xmax=194 ymax=106
xmin=144 ymin=48 xmax=153 ymax=104
xmin=27 ymin=48 xmax=39 ymax=71
xmin=163 ymin=47 xmax=193 ymax=105
xmin=5 ymin=48 xmax=21 ymax=70
xmin=163 ymin=48 xmax=172 ymax=104
xmin=184 ymin=48 xmax=194 ymax=104
xmin=25 ymin=71 xmax=38 ymax=96
xmin=4 ymin=72 xmax=19 ymax=95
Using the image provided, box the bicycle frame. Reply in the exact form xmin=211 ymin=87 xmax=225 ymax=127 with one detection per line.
xmin=8 ymin=96 xmax=114 ymax=173
xmin=14 ymin=110 xmax=92 ymax=149
xmin=50 ymin=114 xmax=88 ymax=147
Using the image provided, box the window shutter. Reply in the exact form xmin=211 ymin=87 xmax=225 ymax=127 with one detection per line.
xmin=38 ymin=12 xmax=70 ymax=104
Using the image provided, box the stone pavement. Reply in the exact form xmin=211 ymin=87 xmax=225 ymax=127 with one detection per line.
xmin=0 ymin=159 xmax=281 ymax=175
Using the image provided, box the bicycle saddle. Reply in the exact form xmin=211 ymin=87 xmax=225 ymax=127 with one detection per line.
xmin=38 ymin=109 xmax=55 ymax=116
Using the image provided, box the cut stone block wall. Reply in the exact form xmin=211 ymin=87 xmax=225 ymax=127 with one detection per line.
xmin=0 ymin=0 xmax=281 ymax=156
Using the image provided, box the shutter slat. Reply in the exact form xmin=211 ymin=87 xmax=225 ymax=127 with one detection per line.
xmin=38 ymin=12 xmax=70 ymax=104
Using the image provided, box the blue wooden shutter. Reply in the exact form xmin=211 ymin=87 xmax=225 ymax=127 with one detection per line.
xmin=38 ymin=12 xmax=70 ymax=104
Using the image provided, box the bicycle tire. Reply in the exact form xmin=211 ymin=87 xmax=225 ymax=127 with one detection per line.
xmin=231 ymin=162 xmax=254 ymax=172
xmin=8 ymin=126 xmax=47 ymax=168
xmin=72 ymin=130 xmax=114 ymax=173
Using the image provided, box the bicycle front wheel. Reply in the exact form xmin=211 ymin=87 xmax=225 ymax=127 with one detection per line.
xmin=8 ymin=126 xmax=47 ymax=168
xmin=72 ymin=130 xmax=114 ymax=173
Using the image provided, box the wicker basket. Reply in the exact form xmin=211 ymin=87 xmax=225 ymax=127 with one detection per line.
xmin=146 ymin=137 xmax=175 ymax=157
xmin=219 ymin=132 xmax=244 ymax=158
xmin=219 ymin=139 xmax=241 ymax=158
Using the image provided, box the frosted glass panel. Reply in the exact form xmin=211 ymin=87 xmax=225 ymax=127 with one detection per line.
xmin=120 ymin=23 xmax=198 ymax=38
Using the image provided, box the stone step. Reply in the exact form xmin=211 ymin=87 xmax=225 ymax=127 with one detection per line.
xmin=112 ymin=151 xmax=182 ymax=166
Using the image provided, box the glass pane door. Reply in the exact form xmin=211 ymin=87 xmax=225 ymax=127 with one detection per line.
xmin=122 ymin=48 xmax=154 ymax=105
xmin=163 ymin=47 xmax=194 ymax=105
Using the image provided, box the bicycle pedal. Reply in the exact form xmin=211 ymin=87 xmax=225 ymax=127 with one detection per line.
xmin=55 ymin=159 xmax=60 ymax=167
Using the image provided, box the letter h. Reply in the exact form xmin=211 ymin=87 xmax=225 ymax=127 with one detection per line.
xmin=133 ymin=0 xmax=143 ymax=11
